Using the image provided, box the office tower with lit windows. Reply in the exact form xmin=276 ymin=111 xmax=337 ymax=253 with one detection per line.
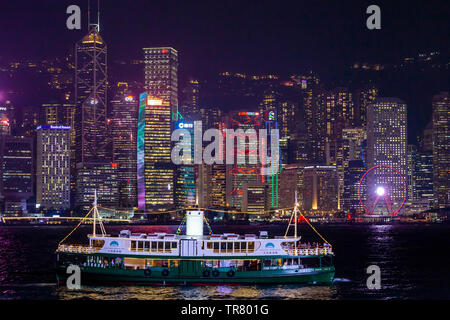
xmin=75 ymin=162 xmax=119 ymax=212
xmin=174 ymin=120 xmax=196 ymax=208
xmin=36 ymin=125 xmax=70 ymax=211
xmin=415 ymin=151 xmax=434 ymax=202
xmin=301 ymin=75 xmax=327 ymax=164
xmin=111 ymin=90 xmax=138 ymax=208
xmin=432 ymin=92 xmax=449 ymax=208
xmin=407 ymin=144 xmax=418 ymax=201
xmin=302 ymin=165 xmax=338 ymax=212
xmin=354 ymin=86 xmax=378 ymax=127
xmin=367 ymin=98 xmax=407 ymax=208
xmin=74 ymin=25 xmax=109 ymax=164
xmin=143 ymin=47 xmax=178 ymax=120
xmin=42 ymin=101 xmax=76 ymax=164
xmin=226 ymin=111 xmax=268 ymax=213
xmin=343 ymin=160 xmax=366 ymax=212
xmin=180 ymin=79 xmax=200 ymax=120
xmin=137 ymin=92 xmax=174 ymax=210
xmin=0 ymin=136 xmax=33 ymax=215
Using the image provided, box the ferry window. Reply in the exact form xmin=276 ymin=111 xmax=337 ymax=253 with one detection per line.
xmin=248 ymin=242 xmax=255 ymax=252
xmin=226 ymin=242 xmax=232 ymax=252
xmin=234 ymin=242 xmax=240 ymax=252
xmin=131 ymin=241 xmax=136 ymax=251
xmin=144 ymin=241 xmax=150 ymax=252
xmin=240 ymin=242 xmax=247 ymax=252
xmin=263 ymin=259 xmax=271 ymax=267
xmin=220 ymin=242 xmax=226 ymax=252
xmin=172 ymin=242 xmax=177 ymax=249
xmin=164 ymin=242 xmax=171 ymax=253
xmin=138 ymin=241 xmax=144 ymax=251
xmin=151 ymin=241 xmax=157 ymax=252
xmin=158 ymin=242 xmax=163 ymax=252
xmin=207 ymin=242 xmax=213 ymax=250
xmin=213 ymin=242 xmax=219 ymax=253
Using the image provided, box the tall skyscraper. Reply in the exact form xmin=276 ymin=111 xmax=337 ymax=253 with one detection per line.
xmin=226 ymin=111 xmax=268 ymax=213
xmin=354 ymin=85 xmax=378 ymax=127
xmin=137 ymin=93 xmax=174 ymax=210
xmin=36 ymin=125 xmax=71 ymax=211
xmin=174 ymin=120 xmax=196 ymax=208
xmin=0 ymin=136 xmax=33 ymax=215
xmin=111 ymin=89 xmax=138 ymax=208
xmin=301 ymin=76 xmax=327 ymax=164
xmin=367 ymin=98 xmax=407 ymax=213
xmin=75 ymin=162 xmax=119 ymax=212
xmin=74 ymin=25 xmax=108 ymax=164
xmin=302 ymin=165 xmax=338 ymax=212
xmin=143 ymin=47 xmax=178 ymax=120
xmin=432 ymin=92 xmax=449 ymax=208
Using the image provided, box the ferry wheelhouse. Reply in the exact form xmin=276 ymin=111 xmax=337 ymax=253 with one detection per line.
xmin=55 ymin=196 xmax=335 ymax=285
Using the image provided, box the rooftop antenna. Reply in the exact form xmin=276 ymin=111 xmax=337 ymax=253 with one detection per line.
xmin=88 ymin=0 xmax=100 ymax=32
xmin=97 ymin=0 xmax=100 ymax=32
xmin=87 ymin=0 xmax=90 ymax=30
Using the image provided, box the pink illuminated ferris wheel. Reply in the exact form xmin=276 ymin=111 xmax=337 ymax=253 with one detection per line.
xmin=358 ymin=165 xmax=407 ymax=216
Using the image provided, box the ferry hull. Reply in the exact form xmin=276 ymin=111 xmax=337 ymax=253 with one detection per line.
xmin=56 ymin=265 xmax=335 ymax=285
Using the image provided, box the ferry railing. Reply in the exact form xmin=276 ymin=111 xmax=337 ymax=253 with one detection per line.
xmin=285 ymin=247 xmax=333 ymax=256
xmin=57 ymin=244 xmax=101 ymax=254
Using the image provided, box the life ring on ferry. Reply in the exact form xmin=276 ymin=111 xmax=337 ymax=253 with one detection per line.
xmin=144 ymin=268 xmax=152 ymax=277
xmin=202 ymin=270 xmax=210 ymax=277
xmin=162 ymin=269 xmax=170 ymax=277
xmin=212 ymin=269 xmax=220 ymax=277
xmin=227 ymin=270 xmax=235 ymax=277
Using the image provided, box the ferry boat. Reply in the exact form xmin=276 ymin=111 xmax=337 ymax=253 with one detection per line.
xmin=55 ymin=194 xmax=335 ymax=285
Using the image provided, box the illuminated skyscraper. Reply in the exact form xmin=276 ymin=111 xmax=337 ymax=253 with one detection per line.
xmin=111 ymin=89 xmax=138 ymax=208
xmin=74 ymin=25 xmax=108 ymax=164
xmin=432 ymin=92 xmax=449 ymax=208
xmin=180 ymin=79 xmax=200 ymax=120
xmin=367 ymin=98 xmax=407 ymax=209
xmin=174 ymin=120 xmax=196 ymax=208
xmin=143 ymin=47 xmax=178 ymax=120
xmin=354 ymin=85 xmax=378 ymax=127
xmin=0 ymin=136 xmax=33 ymax=215
xmin=226 ymin=111 xmax=268 ymax=213
xmin=36 ymin=125 xmax=70 ymax=211
xmin=137 ymin=93 xmax=174 ymax=210
xmin=303 ymin=165 xmax=338 ymax=212
xmin=301 ymin=75 xmax=326 ymax=164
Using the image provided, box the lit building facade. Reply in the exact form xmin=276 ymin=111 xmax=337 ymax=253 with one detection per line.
xmin=367 ymin=98 xmax=407 ymax=210
xmin=74 ymin=27 xmax=109 ymax=164
xmin=75 ymin=162 xmax=118 ymax=212
xmin=143 ymin=47 xmax=178 ymax=120
xmin=432 ymin=92 xmax=449 ymax=208
xmin=225 ymin=111 xmax=268 ymax=213
xmin=111 ymin=91 xmax=138 ymax=208
xmin=302 ymin=165 xmax=338 ymax=212
xmin=137 ymin=93 xmax=174 ymax=210
xmin=36 ymin=125 xmax=71 ymax=211
xmin=0 ymin=136 xmax=33 ymax=215
xmin=174 ymin=120 xmax=196 ymax=208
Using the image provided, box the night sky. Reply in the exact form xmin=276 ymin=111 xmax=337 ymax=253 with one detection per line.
xmin=0 ymin=0 xmax=449 ymax=141
xmin=1 ymin=0 xmax=448 ymax=76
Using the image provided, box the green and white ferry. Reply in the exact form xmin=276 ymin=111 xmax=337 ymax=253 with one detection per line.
xmin=55 ymin=195 xmax=335 ymax=285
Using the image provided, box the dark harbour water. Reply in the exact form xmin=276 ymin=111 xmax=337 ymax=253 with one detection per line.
xmin=0 ymin=223 xmax=449 ymax=300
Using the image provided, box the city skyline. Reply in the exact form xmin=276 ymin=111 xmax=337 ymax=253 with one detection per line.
xmin=0 ymin=1 xmax=448 ymax=218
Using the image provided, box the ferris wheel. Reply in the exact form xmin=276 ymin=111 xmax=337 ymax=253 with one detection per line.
xmin=358 ymin=165 xmax=407 ymax=216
